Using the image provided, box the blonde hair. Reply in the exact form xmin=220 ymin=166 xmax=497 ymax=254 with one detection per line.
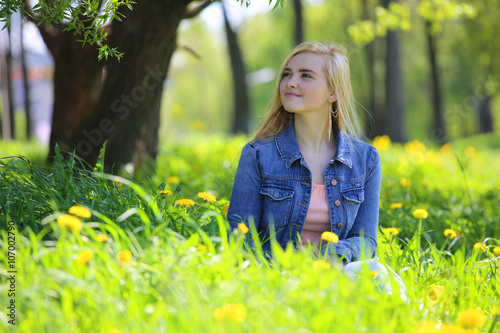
xmin=253 ymin=41 xmax=362 ymax=141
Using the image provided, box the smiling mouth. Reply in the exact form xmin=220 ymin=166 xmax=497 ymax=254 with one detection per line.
xmin=285 ymin=92 xmax=300 ymax=97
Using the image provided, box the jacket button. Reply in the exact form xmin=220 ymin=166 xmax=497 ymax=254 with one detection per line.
xmin=334 ymin=200 xmax=340 ymax=206
xmin=337 ymin=223 xmax=343 ymax=229
xmin=331 ymin=179 xmax=337 ymax=186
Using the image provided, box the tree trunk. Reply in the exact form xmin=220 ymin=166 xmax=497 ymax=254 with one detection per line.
xmin=20 ymin=18 xmax=32 ymax=140
xmin=478 ymin=94 xmax=493 ymax=133
xmin=362 ymin=0 xmax=381 ymax=139
xmin=382 ymin=0 xmax=406 ymax=142
xmin=38 ymin=24 xmax=104 ymax=160
xmin=293 ymin=0 xmax=303 ymax=45
xmin=222 ymin=1 xmax=251 ymax=135
xmin=425 ymin=21 xmax=446 ymax=144
xmin=1 ymin=25 xmax=15 ymax=140
xmin=67 ymin=0 xmax=188 ymax=168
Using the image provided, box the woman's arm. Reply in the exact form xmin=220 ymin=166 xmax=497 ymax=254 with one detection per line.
xmin=227 ymin=144 xmax=263 ymax=234
xmin=323 ymin=148 xmax=381 ymax=263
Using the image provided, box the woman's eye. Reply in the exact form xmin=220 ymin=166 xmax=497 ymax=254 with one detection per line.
xmin=281 ymin=72 xmax=291 ymax=78
xmin=302 ymin=73 xmax=312 ymax=78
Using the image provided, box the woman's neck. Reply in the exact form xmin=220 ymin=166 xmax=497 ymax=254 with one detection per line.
xmin=294 ymin=113 xmax=334 ymax=153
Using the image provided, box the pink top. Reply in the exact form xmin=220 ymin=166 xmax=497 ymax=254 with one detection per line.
xmin=301 ymin=183 xmax=331 ymax=246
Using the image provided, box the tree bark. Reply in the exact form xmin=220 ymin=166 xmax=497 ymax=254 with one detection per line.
xmin=478 ymin=94 xmax=493 ymax=133
xmin=67 ymin=0 xmax=189 ymax=168
xmin=425 ymin=21 xmax=446 ymax=144
xmin=0 ymin=25 xmax=15 ymax=140
xmin=38 ymin=24 xmax=104 ymax=160
xmin=382 ymin=0 xmax=406 ymax=142
xmin=293 ymin=0 xmax=303 ymax=45
xmin=362 ymin=0 xmax=381 ymax=139
xmin=20 ymin=18 xmax=32 ymax=139
xmin=222 ymin=1 xmax=251 ymax=135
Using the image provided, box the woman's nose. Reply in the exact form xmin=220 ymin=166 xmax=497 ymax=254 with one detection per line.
xmin=287 ymin=76 xmax=297 ymax=88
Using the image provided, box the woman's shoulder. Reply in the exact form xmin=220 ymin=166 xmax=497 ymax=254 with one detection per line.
xmin=245 ymin=135 xmax=277 ymax=149
xmin=341 ymin=132 xmax=380 ymax=166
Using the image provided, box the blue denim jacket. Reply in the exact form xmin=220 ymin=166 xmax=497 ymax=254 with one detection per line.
xmin=227 ymin=121 xmax=381 ymax=263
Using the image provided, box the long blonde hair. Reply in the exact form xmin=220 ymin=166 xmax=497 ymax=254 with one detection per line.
xmin=253 ymin=41 xmax=362 ymax=141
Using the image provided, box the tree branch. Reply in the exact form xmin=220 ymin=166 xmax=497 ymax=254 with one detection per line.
xmin=23 ymin=0 xmax=40 ymax=25
xmin=176 ymin=44 xmax=202 ymax=59
xmin=183 ymin=0 xmax=214 ymax=19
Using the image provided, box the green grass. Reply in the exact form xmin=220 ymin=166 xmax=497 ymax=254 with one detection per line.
xmin=0 ymin=134 xmax=499 ymax=332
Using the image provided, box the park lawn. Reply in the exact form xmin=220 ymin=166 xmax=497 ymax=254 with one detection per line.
xmin=0 ymin=133 xmax=499 ymax=332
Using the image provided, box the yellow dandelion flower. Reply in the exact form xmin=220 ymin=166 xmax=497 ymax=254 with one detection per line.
xmin=390 ymin=202 xmax=403 ymax=210
xmin=76 ymin=250 xmax=94 ymax=265
xmin=198 ymin=191 xmax=217 ymax=203
xmin=385 ymin=227 xmax=400 ymax=236
xmin=443 ymin=229 xmax=457 ymax=239
xmin=413 ymin=321 xmax=439 ymax=333
xmin=440 ymin=143 xmax=452 ymax=154
xmin=372 ymin=135 xmax=391 ymax=151
xmin=457 ymin=308 xmax=486 ymax=328
xmin=439 ymin=324 xmax=465 ymax=333
xmin=473 ymin=242 xmax=486 ymax=253
xmin=493 ymin=246 xmax=500 ymax=256
xmin=117 ymin=250 xmax=132 ymax=264
xmin=197 ymin=245 xmax=208 ymax=252
xmin=475 ymin=276 xmax=483 ymax=282
xmin=171 ymin=103 xmax=183 ymax=118
xmin=96 ymin=234 xmax=108 ymax=242
xmin=223 ymin=203 xmax=229 ymax=216
xmin=189 ymin=120 xmax=208 ymax=132
xmin=213 ymin=303 xmax=247 ymax=323
xmin=237 ymin=223 xmax=249 ymax=234
xmin=175 ymin=199 xmax=195 ymax=207
xmin=69 ymin=206 xmax=91 ymax=218
xmin=465 ymin=146 xmax=477 ymax=158
xmin=400 ymin=178 xmax=412 ymax=189
xmin=426 ymin=285 xmax=444 ymax=305
xmin=57 ymin=214 xmax=83 ymax=232
xmin=492 ymin=307 xmax=499 ymax=315
xmin=413 ymin=208 xmax=428 ymax=219
xmin=313 ymin=260 xmax=331 ymax=269
xmin=113 ymin=180 xmax=123 ymax=188
xmin=386 ymin=209 xmax=393 ymax=215
xmin=379 ymin=200 xmax=383 ymax=209
xmin=167 ymin=176 xmax=180 ymax=185
xmin=321 ymin=231 xmax=339 ymax=243
xmin=369 ymin=270 xmax=378 ymax=279
xmin=159 ymin=189 xmax=173 ymax=196
xmin=404 ymin=140 xmax=426 ymax=154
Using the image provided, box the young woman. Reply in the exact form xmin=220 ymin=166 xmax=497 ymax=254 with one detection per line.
xmin=227 ymin=41 xmax=380 ymax=266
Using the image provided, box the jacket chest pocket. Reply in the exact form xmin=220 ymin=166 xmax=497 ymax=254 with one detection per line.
xmin=260 ymin=186 xmax=295 ymax=228
xmin=340 ymin=182 xmax=365 ymax=229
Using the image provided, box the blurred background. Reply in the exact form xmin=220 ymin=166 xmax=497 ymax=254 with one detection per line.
xmin=0 ymin=0 xmax=498 ymax=169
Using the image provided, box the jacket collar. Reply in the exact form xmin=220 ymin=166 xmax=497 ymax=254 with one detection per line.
xmin=275 ymin=120 xmax=353 ymax=169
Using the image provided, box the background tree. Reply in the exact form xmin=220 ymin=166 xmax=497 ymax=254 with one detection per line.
xmin=222 ymin=0 xmax=251 ymax=134
xmin=380 ymin=0 xmax=406 ymax=142
xmin=2 ymin=0 xmax=284 ymax=169
xmin=292 ymin=0 xmax=303 ymax=45
xmin=0 ymin=24 xmax=15 ymax=139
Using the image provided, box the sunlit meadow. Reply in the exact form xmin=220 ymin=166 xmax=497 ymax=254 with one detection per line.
xmin=0 ymin=133 xmax=499 ymax=332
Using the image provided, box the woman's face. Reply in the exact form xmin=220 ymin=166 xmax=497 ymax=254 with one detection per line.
xmin=279 ymin=52 xmax=334 ymax=116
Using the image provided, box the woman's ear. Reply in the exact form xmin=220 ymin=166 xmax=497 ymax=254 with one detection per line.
xmin=329 ymin=92 xmax=337 ymax=102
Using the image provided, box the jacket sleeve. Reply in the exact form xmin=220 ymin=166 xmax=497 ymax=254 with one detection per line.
xmin=323 ymin=147 xmax=381 ymax=263
xmin=227 ymin=143 xmax=263 ymax=233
